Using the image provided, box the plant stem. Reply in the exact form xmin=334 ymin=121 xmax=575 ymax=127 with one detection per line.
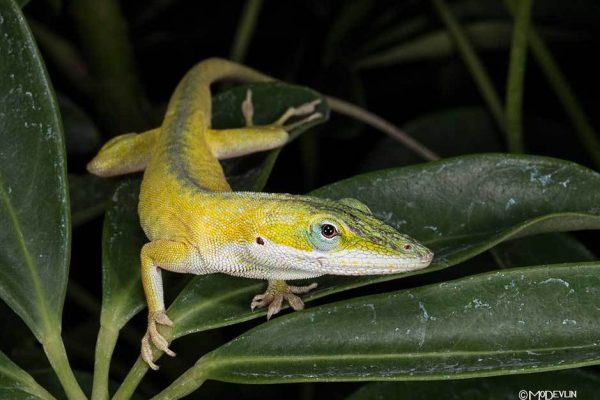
xmin=112 ymin=357 xmax=149 ymax=400
xmin=504 ymin=4 xmax=600 ymax=168
xmin=326 ymin=96 xmax=440 ymax=161
xmin=230 ymin=0 xmax=264 ymax=63
xmin=431 ymin=0 xmax=505 ymax=132
xmin=150 ymin=360 xmax=208 ymax=400
xmin=91 ymin=325 xmax=120 ymax=400
xmin=504 ymin=0 xmax=533 ymax=153
xmin=43 ymin=333 xmax=87 ymax=400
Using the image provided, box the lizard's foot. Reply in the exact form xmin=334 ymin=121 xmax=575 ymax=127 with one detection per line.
xmin=275 ymin=99 xmax=323 ymax=130
xmin=242 ymin=89 xmax=322 ymax=131
xmin=141 ymin=310 xmax=176 ymax=370
xmin=251 ymin=280 xmax=318 ymax=320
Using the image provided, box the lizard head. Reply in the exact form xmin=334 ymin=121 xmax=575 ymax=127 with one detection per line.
xmin=246 ymin=196 xmax=433 ymax=277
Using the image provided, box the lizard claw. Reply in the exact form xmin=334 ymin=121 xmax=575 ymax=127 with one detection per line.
xmin=250 ymin=280 xmax=318 ymax=319
xmin=141 ymin=310 xmax=176 ymax=370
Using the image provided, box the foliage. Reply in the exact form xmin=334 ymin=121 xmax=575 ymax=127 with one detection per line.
xmin=1 ymin=0 xmax=599 ymax=399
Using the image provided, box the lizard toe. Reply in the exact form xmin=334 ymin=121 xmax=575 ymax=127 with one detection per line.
xmin=284 ymin=293 xmax=305 ymax=311
xmin=148 ymin=320 xmax=176 ymax=357
xmin=141 ymin=334 xmax=159 ymax=371
xmin=288 ymin=282 xmax=318 ymax=294
xmin=266 ymin=295 xmax=284 ymax=320
xmin=251 ymin=293 xmax=271 ymax=310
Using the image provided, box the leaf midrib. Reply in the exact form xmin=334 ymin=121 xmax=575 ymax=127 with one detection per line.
xmin=205 ymin=342 xmax=600 ymax=368
xmin=0 ymin=170 xmax=52 ymax=336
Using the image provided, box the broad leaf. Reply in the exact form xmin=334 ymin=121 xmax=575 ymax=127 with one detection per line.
xmin=149 ymin=155 xmax=599 ymax=339
xmin=99 ymin=179 xmax=146 ymax=331
xmin=347 ymin=369 xmax=600 ymax=399
xmin=116 ymin=154 xmax=600 ymax=392
xmin=195 ymin=262 xmax=600 ymax=384
xmin=0 ymin=351 xmax=54 ymax=400
xmin=0 ymin=0 xmax=69 ymax=341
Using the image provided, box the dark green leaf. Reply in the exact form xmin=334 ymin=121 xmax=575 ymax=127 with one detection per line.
xmin=198 ymin=262 xmax=600 ymax=383
xmin=0 ymin=351 xmax=54 ymax=400
xmin=100 ymin=179 xmax=146 ymax=331
xmin=347 ymin=369 xmax=600 ymax=400
xmin=165 ymin=155 xmax=600 ymax=339
xmin=0 ymin=0 xmax=69 ymax=341
xmin=118 ymin=157 xmax=600 ymax=388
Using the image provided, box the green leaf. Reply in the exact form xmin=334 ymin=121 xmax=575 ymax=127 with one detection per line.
xmin=136 ymin=155 xmax=600 ymax=353
xmin=196 ymin=262 xmax=600 ymax=384
xmin=347 ymin=369 xmax=600 ymax=400
xmin=0 ymin=351 xmax=54 ymax=400
xmin=117 ymin=152 xmax=600 ymax=396
xmin=0 ymin=0 xmax=69 ymax=342
xmin=151 ymin=154 xmax=600 ymax=340
xmin=312 ymin=154 xmax=600 ymax=292
xmin=99 ymin=179 xmax=146 ymax=331
xmin=357 ymin=20 xmax=586 ymax=69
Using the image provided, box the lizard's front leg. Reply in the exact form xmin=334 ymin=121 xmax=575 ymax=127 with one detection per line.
xmin=140 ymin=240 xmax=195 ymax=370
xmin=251 ymin=280 xmax=318 ymax=320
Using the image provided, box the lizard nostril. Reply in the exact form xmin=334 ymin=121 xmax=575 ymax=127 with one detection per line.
xmin=256 ymin=237 xmax=265 ymax=245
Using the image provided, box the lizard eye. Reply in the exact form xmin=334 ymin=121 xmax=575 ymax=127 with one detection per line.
xmin=403 ymin=244 xmax=412 ymax=251
xmin=321 ymin=224 xmax=338 ymax=239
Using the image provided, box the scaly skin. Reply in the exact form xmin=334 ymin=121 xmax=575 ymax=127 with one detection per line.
xmin=88 ymin=58 xmax=433 ymax=370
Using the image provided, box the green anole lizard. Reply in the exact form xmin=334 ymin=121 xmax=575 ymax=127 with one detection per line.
xmin=88 ymin=58 xmax=433 ymax=370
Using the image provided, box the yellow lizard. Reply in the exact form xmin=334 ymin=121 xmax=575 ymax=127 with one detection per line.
xmin=88 ymin=58 xmax=433 ymax=370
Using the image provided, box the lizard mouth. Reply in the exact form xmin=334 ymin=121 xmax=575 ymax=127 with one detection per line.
xmin=313 ymin=251 xmax=434 ymax=275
